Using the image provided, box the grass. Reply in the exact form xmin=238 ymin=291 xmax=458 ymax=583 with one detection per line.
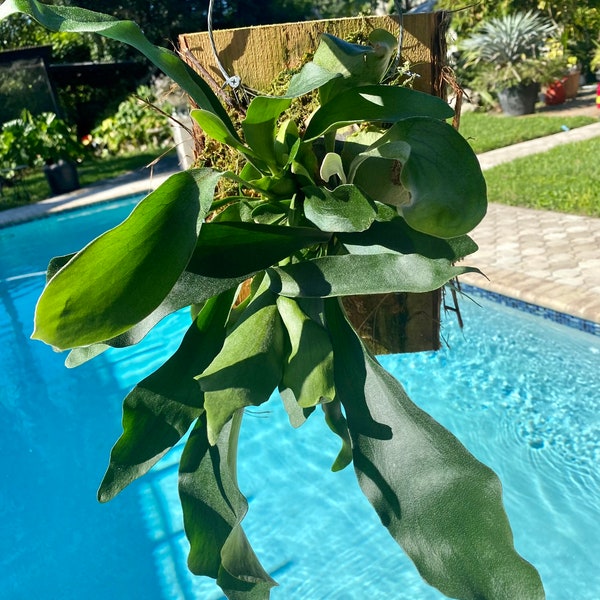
xmin=484 ymin=136 xmax=600 ymax=217
xmin=0 ymin=151 xmax=166 ymax=211
xmin=78 ymin=151 xmax=167 ymax=185
xmin=458 ymin=112 xmax=598 ymax=154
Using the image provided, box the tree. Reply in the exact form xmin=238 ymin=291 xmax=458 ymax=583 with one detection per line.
xmin=0 ymin=1 xmax=392 ymax=60
xmin=62 ymin=0 xmax=383 ymax=46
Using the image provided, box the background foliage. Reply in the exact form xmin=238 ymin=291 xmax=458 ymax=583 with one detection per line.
xmin=0 ymin=0 xmax=386 ymax=134
xmin=0 ymin=0 xmax=386 ymax=57
xmin=0 ymin=109 xmax=83 ymax=171
xmin=90 ymin=82 xmax=175 ymax=155
xmin=440 ymin=0 xmax=600 ymax=77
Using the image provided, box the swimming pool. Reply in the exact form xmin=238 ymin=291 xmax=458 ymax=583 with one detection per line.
xmin=1 ymin=198 xmax=599 ymax=599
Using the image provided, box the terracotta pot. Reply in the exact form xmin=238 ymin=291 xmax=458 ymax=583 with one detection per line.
xmin=563 ymin=70 xmax=580 ymax=99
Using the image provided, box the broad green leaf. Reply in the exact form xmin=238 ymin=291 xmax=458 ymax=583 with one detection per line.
xmin=324 ymin=298 xmax=545 ymax=600
xmin=32 ymin=169 xmax=222 ymax=350
xmin=219 ymin=168 xmax=296 ymax=198
xmin=321 ymin=400 xmax=353 ymax=472
xmin=243 ymin=172 xmax=297 ymax=197
xmin=98 ymin=290 xmax=235 ymax=502
xmin=268 ymin=254 xmax=479 ymax=298
xmin=44 ymin=232 xmax=307 ymax=361
xmin=276 ymin=296 xmax=335 ymax=408
xmin=342 ymin=127 xmax=384 ymax=152
xmin=338 ymin=218 xmax=479 ymax=261
xmin=198 ymin=288 xmax=286 ymax=444
xmin=303 ymin=184 xmax=377 ymax=233
xmin=242 ymin=96 xmax=292 ymax=166
xmin=250 ymin=200 xmax=290 ymax=225
xmin=191 ymin=109 xmax=248 ymax=153
xmin=284 ymin=62 xmax=343 ymax=98
xmin=361 ymin=118 xmax=487 ymax=238
xmin=209 ymin=200 xmax=256 ymax=223
xmin=290 ymin=140 xmax=319 ymax=188
xmin=274 ymin=119 xmax=300 ymax=168
xmin=313 ymin=34 xmax=372 ymax=76
xmin=304 ymin=85 xmax=454 ymax=141
xmin=239 ymin=161 xmax=263 ymax=183
xmin=0 ymin=0 xmax=236 ymax=135
xmin=187 ymin=222 xmax=331 ymax=278
xmin=313 ymin=30 xmax=397 ymax=103
xmin=179 ymin=412 xmax=276 ymax=597
xmin=67 ymin=270 xmax=251 ymax=365
xmin=347 ymin=140 xmax=411 ymax=184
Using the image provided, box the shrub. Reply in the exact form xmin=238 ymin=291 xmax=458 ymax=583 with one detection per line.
xmin=91 ymin=84 xmax=175 ymax=155
xmin=0 ymin=109 xmax=84 ymax=176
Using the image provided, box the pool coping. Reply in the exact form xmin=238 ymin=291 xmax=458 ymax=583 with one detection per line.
xmin=0 ymin=169 xmax=177 ymax=228
xmin=459 ymin=283 xmax=600 ymax=337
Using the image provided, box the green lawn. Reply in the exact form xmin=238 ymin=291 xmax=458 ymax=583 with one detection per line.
xmin=484 ymin=136 xmax=600 ymax=217
xmin=3 ymin=114 xmax=600 ymax=217
xmin=0 ymin=151 xmax=166 ymax=211
xmin=458 ymin=112 xmax=598 ymax=154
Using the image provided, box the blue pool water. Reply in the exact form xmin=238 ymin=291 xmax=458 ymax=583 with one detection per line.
xmin=1 ymin=198 xmax=599 ymax=599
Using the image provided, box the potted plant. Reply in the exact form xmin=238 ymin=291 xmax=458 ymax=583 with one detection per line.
xmin=543 ymin=37 xmax=582 ymax=104
xmin=460 ymin=11 xmax=564 ymax=115
xmin=0 ymin=108 xmax=82 ymax=194
xmin=42 ymin=118 xmax=82 ymax=195
xmin=0 ymin=1 xmax=546 ymax=599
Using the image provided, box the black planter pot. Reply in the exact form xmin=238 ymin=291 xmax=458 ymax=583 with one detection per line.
xmin=497 ymin=82 xmax=540 ymax=116
xmin=44 ymin=160 xmax=80 ymax=196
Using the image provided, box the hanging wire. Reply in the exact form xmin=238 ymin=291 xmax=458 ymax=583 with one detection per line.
xmin=384 ymin=1 xmax=419 ymax=84
xmin=391 ymin=0 xmax=405 ymax=74
xmin=207 ymin=0 xmax=241 ymax=90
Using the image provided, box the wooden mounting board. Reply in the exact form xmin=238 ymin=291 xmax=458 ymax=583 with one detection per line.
xmin=179 ymin=13 xmax=448 ymax=95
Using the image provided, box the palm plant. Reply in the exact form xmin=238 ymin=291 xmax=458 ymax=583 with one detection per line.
xmin=461 ymin=11 xmax=562 ymax=91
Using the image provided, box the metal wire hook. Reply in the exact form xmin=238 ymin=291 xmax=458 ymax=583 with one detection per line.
xmin=207 ymin=0 xmax=241 ymax=89
xmin=393 ymin=0 xmax=405 ymax=72
xmin=386 ymin=1 xmax=420 ymax=83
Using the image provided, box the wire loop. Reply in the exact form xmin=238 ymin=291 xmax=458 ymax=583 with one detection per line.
xmin=207 ymin=0 xmax=242 ymax=89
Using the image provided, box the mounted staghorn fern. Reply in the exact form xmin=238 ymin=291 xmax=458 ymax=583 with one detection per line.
xmin=0 ymin=1 xmax=545 ymax=598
